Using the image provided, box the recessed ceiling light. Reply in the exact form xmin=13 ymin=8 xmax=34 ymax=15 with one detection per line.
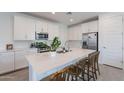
xmin=70 ymin=18 xmax=74 ymax=22
xmin=52 ymin=12 xmax=55 ymax=14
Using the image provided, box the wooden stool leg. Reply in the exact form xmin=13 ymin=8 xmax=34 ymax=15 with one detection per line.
xmin=67 ymin=73 xmax=70 ymax=81
xmin=97 ymin=62 xmax=100 ymax=75
xmin=88 ymin=65 xmax=90 ymax=81
xmin=92 ymin=67 xmax=95 ymax=81
xmin=94 ymin=63 xmax=97 ymax=79
xmin=75 ymin=75 xmax=78 ymax=81
xmin=82 ymin=67 xmax=85 ymax=81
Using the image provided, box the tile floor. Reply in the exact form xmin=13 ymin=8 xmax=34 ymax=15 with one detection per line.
xmin=0 ymin=65 xmax=124 ymax=81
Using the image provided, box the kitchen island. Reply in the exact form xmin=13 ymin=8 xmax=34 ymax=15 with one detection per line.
xmin=26 ymin=48 xmax=95 ymax=81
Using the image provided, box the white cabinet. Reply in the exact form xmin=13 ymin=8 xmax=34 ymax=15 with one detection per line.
xmin=36 ymin=21 xmax=60 ymax=40
xmin=48 ymin=22 xmax=59 ymax=40
xmin=14 ymin=16 xmax=35 ymax=40
xmin=88 ymin=21 xmax=98 ymax=32
xmin=0 ymin=52 xmax=14 ymax=74
xmin=15 ymin=50 xmax=28 ymax=70
xmin=81 ymin=22 xmax=89 ymax=33
xmin=68 ymin=21 xmax=98 ymax=40
xmin=0 ymin=49 xmax=37 ymax=74
xmin=35 ymin=20 xmax=48 ymax=33
xmin=15 ymin=49 xmax=37 ymax=70
xmin=59 ymin=24 xmax=68 ymax=46
xmin=14 ymin=16 xmax=61 ymax=41
xmin=68 ymin=25 xmax=82 ymax=40
xmin=68 ymin=27 xmax=76 ymax=40
xmin=81 ymin=20 xmax=98 ymax=33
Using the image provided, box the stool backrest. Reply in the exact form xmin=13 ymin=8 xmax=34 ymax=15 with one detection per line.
xmin=94 ymin=51 xmax=100 ymax=63
xmin=88 ymin=52 xmax=96 ymax=66
xmin=88 ymin=51 xmax=100 ymax=66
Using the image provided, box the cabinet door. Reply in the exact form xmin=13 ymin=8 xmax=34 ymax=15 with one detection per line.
xmin=81 ymin=22 xmax=89 ymax=33
xmin=100 ymin=16 xmax=123 ymax=68
xmin=48 ymin=23 xmax=59 ymax=40
xmin=75 ymin=25 xmax=82 ymax=40
xmin=35 ymin=21 xmax=48 ymax=33
xmin=14 ymin=16 xmax=27 ymax=40
xmin=59 ymin=25 xmax=68 ymax=46
xmin=68 ymin=25 xmax=81 ymax=40
xmin=26 ymin=19 xmax=35 ymax=40
xmin=68 ymin=27 xmax=76 ymax=40
xmin=89 ymin=21 xmax=98 ymax=32
xmin=0 ymin=52 xmax=14 ymax=74
xmin=14 ymin=16 xmax=35 ymax=40
xmin=15 ymin=51 xmax=28 ymax=70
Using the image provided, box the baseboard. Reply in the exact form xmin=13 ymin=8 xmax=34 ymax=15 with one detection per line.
xmin=103 ymin=64 xmax=123 ymax=70
xmin=0 ymin=67 xmax=28 ymax=76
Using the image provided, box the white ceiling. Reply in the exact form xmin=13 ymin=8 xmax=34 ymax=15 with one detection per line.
xmin=27 ymin=12 xmax=101 ymax=26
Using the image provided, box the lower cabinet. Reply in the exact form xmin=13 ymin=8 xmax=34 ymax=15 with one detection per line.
xmin=0 ymin=49 xmax=37 ymax=74
xmin=0 ymin=52 xmax=14 ymax=74
xmin=14 ymin=49 xmax=37 ymax=70
xmin=14 ymin=50 xmax=28 ymax=70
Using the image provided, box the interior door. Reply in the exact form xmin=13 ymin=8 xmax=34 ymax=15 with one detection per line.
xmin=101 ymin=16 xmax=123 ymax=68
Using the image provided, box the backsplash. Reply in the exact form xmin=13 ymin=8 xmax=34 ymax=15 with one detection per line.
xmin=14 ymin=41 xmax=33 ymax=49
xmin=68 ymin=40 xmax=82 ymax=48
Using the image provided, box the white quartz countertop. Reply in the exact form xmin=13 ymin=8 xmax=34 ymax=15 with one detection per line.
xmin=0 ymin=48 xmax=37 ymax=53
xmin=26 ymin=48 xmax=95 ymax=76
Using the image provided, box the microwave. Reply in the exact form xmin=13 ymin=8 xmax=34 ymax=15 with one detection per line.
xmin=35 ymin=32 xmax=48 ymax=40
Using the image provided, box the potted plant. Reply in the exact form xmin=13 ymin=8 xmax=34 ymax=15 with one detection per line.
xmin=35 ymin=41 xmax=50 ymax=52
xmin=50 ymin=37 xmax=61 ymax=56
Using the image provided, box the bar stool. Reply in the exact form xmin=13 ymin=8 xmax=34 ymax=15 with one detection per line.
xmin=74 ymin=58 xmax=88 ymax=81
xmin=79 ymin=52 xmax=96 ymax=81
xmin=49 ymin=51 xmax=100 ymax=81
xmin=84 ymin=51 xmax=100 ymax=81
xmin=94 ymin=51 xmax=100 ymax=75
xmin=50 ymin=67 xmax=70 ymax=81
xmin=66 ymin=65 xmax=82 ymax=81
xmin=92 ymin=51 xmax=100 ymax=79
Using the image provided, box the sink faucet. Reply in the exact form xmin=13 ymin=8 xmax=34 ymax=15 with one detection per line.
xmin=64 ymin=41 xmax=70 ymax=51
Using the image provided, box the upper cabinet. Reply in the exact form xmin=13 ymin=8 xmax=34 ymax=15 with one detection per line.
xmin=81 ymin=20 xmax=98 ymax=33
xmin=68 ymin=25 xmax=82 ymax=40
xmin=81 ymin=22 xmax=89 ymax=33
xmin=14 ymin=15 xmax=60 ymax=41
xmin=68 ymin=20 xmax=98 ymax=41
xmin=59 ymin=24 xmax=68 ymax=46
xmin=35 ymin=20 xmax=48 ymax=33
xmin=47 ymin=22 xmax=59 ymax=40
xmin=14 ymin=16 xmax=35 ymax=40
xmin=88 ymin=21 xmax=98 ymax=32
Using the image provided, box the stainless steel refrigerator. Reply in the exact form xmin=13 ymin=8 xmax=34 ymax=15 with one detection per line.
xmin=82 ymin=32 xmax=98 ymax=51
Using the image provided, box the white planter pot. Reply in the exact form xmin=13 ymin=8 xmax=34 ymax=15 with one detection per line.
xmin=50 ymin=51 xmax=56 ymax=57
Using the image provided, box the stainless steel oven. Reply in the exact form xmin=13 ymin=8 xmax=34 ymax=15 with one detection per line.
xmin=35 ymin=32 xmax=48 ymax=40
